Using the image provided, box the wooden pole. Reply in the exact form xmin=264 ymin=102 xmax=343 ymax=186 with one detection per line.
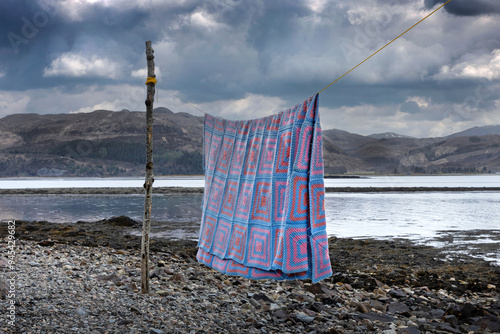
xmin=141 ymin=40 xmax=155 ymax=294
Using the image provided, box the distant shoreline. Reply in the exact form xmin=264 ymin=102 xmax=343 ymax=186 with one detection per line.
xmin=1 ymin=186 xmax=500 ymax=195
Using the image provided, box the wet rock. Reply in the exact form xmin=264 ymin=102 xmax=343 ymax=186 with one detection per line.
xmin=104 ymin=215 xmax=140 ymax=227
xmin=38 ymin=240 xmax=55 ymax=247
xmin=475 ymin=315 xmax=500 ymax=332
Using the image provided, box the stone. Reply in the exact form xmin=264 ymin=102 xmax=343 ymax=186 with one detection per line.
xmin=296 ymin=312 xmax=315 ymax=323
xmin=355 ymin=312 xmax=395 ymax=323
xmin=427 ymin=308 xmax=445 ymax=319
xmin=353 ymin=301 xmax=370 ymax=314
xmin=369 ymin=299 xmax=387 ymax=312
xmin=444 ymin=314 xmax=458 ymax=326
xmin=156 ymin=290 xmax=170 ymax=296
xmin=374 ymin=287 xmax=387 ymax=298
xmin=251 ymin=292 xmax=273 ymax=303
xmin=459 ymin=303 xmax=484 ymax=319
xmin=170 ymin=273 xmax=186 ymax=282
xmin=0 ymin=256 xmax=9 ymax=268
xmin=149 ymin=266 xmax=165 ymax=279
xmin=321 ymin=295 xmax=343 ymax=305
xmin=387 ymin=302 xmax=410 ymax=314
xmin=104 ymin=215 xmax=140 ymax=227
xmin=398 ymin=327 xmax=421 ymax=334
xmin=475 ymin=315 xmax=500 ymax=332
xmin=8 ymin=222 xmax=499 ymax=334
xmin=273 ymin=310 xmax=288 ymax=319
xmin=38 ymin=240 xmax=55 ymax=247
xmin=75 ymin=307 xmax=89 ymax=317
xmin=128 ymin=282 xmax=137 ymax=291
xmin=269 ymin=303 xmax=281 ymax=311
xmin=290 ymin=292 xmax=315 ymax=303
xmin=381 ymin=329 xmax=396 ymax=334
xmin=306 ymin=283 xmax=335 ymax=297
xmin=96 ymin=273 xmax=122 ymax=285
xmin=388 ymin=289 xmax=406 ymax=298
xmin=436 ymin=323 xmax=461 ymax=334
xmin=150 ymin=329 xmax=165 ymax=334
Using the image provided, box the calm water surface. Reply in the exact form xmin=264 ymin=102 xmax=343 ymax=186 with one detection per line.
xmin=1 ymin=174 xmax=500 ymax=189
xmin=1 ymin=176 xmax=499 ymax=264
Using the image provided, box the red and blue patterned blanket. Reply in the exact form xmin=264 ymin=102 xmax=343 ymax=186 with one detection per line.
xmin=197 ymin=94 xmax=332 ymax=283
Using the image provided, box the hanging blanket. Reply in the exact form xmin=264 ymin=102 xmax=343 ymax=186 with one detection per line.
xmin=197 ymin=94 xmax=332 ymax=283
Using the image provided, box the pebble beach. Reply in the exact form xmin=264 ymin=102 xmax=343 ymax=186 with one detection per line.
xmin=1 ymin=218 xmax=499 ymax=333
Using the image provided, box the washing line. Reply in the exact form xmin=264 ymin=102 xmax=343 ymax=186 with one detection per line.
xmin=318 ymin=0 xmax=453 ymax=94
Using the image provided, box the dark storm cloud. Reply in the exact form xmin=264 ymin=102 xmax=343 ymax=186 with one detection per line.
xmin=0 ymin=0 xmax=160 ymax=91
xmin=1 ymin=0 xmax=319 ymax=97
xmin=148 ymin=0 xmax=342 ymax=103
xmin=400 ymin=101 xmax=420 ymax=114
xmin=0 ymin=0 xmax=499 ymax=137
xmin=424 ymin=0 xmax=500 ymax=16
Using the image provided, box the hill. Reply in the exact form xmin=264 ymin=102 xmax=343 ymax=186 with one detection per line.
xmin=0 ymin=108 xmax=204 ymax=176
xmin=322 ymin=127 xmax=500 ymax=174
xmin=0 ymin=109 xmax=499 ymax=176
xmin=368 ymin=132 xmax=414 ymax=139
xmin=445 ymin=125 xmax=500 ymax=138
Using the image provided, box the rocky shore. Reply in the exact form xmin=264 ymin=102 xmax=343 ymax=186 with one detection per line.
xmin=1 ymin=218 xmax=499 ymax=333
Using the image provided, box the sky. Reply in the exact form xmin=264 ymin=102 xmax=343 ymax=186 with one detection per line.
xmin=1 ymin=0 xmax=499 ymax=138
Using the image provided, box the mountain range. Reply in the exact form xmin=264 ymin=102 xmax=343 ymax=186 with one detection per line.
xmin=0 ymin=108 xmax=499 ymax=177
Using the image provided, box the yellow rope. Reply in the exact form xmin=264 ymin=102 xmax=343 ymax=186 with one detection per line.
xmin=145 ymin=77 xmax=157 ymax=85
xmin=318 ymin=0 xmax=454 ymax=94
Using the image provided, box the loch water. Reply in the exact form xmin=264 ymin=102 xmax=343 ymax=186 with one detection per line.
xmin=1 ymin=175 xmax=499 ymax=264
